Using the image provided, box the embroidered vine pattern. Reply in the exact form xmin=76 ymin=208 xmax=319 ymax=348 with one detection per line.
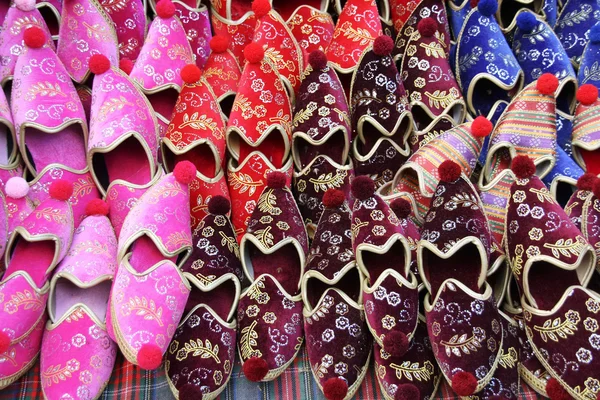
xmin=390 ymin=360 xmax=435 ymax=381
xmin=240 ymin=320 xmax=262 ymax=359
xmin=228 ymin=171 xmax=263 ymax=196
xmin=34 ymin=207 xmax=68 ymax=224
xmin=175 ymin=339 xmax=221 ymax=363
xmin=530 ymin=187 xmax=555 ymax=203
xmin=4 ymin=290 xmax=43 ymax=314
xmin=27 ymin=82 xmax=66 ymax=101
xmin=69 ymin=240 xmax=111 ymax=257
xmin=71 ymin=177 xmax=96 ymax=201
xmin=257 ymin=189 xmax=282 ymax=216
xmin=511 ymin=244 xmax=524 ymax=276
xmin=246 ymin=279 xmax=270 ymax=304
xmin=440 ymin=330 xmax=485 ymax=357
xmin=424 ymin=90 xmax=458 ymax=109
xmin=219 ymin=231 xmax=240 ymax=258
xmin=533 ymin=310 xmax=580 ymax=342
xmin=178 ymin=112 xmax=219 ymax=133
xmin=543 ymin=236 xmax=587 ymax=258
xmin=124 ymin=296 xmax=164 ymax=327
xmin=41 ymin=359 xmax=80 ymax=387
xmin=351 ymin=217 xmax=368 ymax=239
xmin=498 ymin=347 xmax=518 ymax=369
xmin=339 ymin=22 xmax=375 ymax=46
xmin=309 ymin=170 xmax=347 ymax=192
xmin=254 ymin=226 xmax=275 ymax=248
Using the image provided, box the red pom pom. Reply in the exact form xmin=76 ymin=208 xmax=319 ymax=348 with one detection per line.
xmin=323 ymin=377 xmax=348 ymax=400
xmin=155 ymin=0 xmax=175 ymax=18
xmin=210 ymin=35 xmax=229 ymax=53
xmin=390 ymin=198 xmax=411 ymax=219
xmin=173 ymin=161 xmax=196 ymax=184
xmin=323 ymin=189 xmax=345 ymax=208
xmin=383 ymin=331 xmax=409 ymax=357
xmin=577 ymin=172 xmax=597 ymax=191
xmin=417 ymin=18 xmax=437 ymax=37
xmin=208 ymin=195 xmax=231 ymax=215
xmin=309 ymin=50 xmax=328 ymax=70
xmin=181 ymin=64 xmax=201 ymax=84
xmin=137 ymin=344 xmax=163 ymax=370
xmin=252 ymin=0 xmax=271 ymax=18
xmin=266 ymin=171 xmax=286 ymax=189
xmin=451 ymin=371 xmax=478 ymax=396
xmin=546 ymin=378 xmax=571 ymax=400
xmin=394 ymin=384 xmax=420 ymax=400
xmin=373 ymin=35 xmax=394 ymax=56
xmin=471 ymin=116 xmax=493 ymax=137
xmin=49 ymin=180 xmax=73 ymax=201
xmin=351 ymin=176 xmax=376 ymax=201
xmin=0 ymin=332 xmax=10 ymax=354
xmin=470 ymin=0 xmax=479 ymax=7
xmin=577 ymin=84 xmax=599 ymax=106
xmin=244 ymin=43 xmax=264 ymax=64
xmin=593 ymin=179 xmax=600 ymax=199
xmin=89 ymin=54 xmax=110 ymax=75
xmin=439 ymin=160 xmax=462 ymax=182
xmin=178 ymin=384 xmax=202 ymax=400
xmin=23 ymin=27 xmax=46 ymax=49
xmin=85 ymin=199 xmax=109 ymax=216
xmin=511 ymin=155 xmax=536 ymax=179
xmin=537 ymin=73 xmax=559 ymax=95
xmin=243 ymin=357 xmax=268 ymax=382
xmin=119 ymin=58 xmax=133 ymax=75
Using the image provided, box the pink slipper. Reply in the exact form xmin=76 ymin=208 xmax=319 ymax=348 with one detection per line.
xmin=41 ymin=200 xmax=117 ymax=400
xmin=237 ymin=172 xmax=308 ymax=382
xmin=87 ymin=54 xmax=160 ymax=195
xmin=109 ymin=162 xmax=196 ymax=369
xmin=0 ymin=180 xmax=74 ymax=353
xmin=100 ymin=0 xmax=146 ymax=62
xmin=4 ymin=177 xmax=35 ymax=235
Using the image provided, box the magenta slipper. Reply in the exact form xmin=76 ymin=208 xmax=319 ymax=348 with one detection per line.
xmin=0 ymin=181 xmax=74 ymax=352
xmin=350 ymin=177 xmax=419 ymax=358
xmin=101 ymin=0 xmax=146 ymax=62
xmin=109 ymin=162 xmax=196 ymax=369
xmin=302 ymin=190 xmax=371 ymax=400
xmin=166 ymin=196 xmax=242 ymax=399
xmin=41 ymin=200 xmax=117 ymax=400
xmin=418 ymin=161 xmax=503 ymax=397
xmin=237 ymin=172 xmax=308 ymax=382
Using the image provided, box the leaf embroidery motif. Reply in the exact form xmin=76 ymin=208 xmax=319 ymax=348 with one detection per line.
xmin=100 ymin=0 xmax=128 ymax=12
xmin=124 ymin=296 xmax=164 ymax=327
xmin=292 ymin=102 xmax=317 ymax=127
xmin=543 ymin=236 xmax=587 ymax=258
xmin=511 ymin=244 xmax=524 ymax=276
xmin=178 ymin=112 xmax=219 ymax=132
xmin=82 ymin=22 xmax=112 ymax=41
xmin=533 ymin=310 xmax=580 ymax=342
xmin=4 ymin=290 xmax=43 ymax=314
xmin=175 ymin=339 xmax=220 ymax=363
xmin=41 ymin=359 xmax=80 ymax=386
xmin=257 ymin=189 xmax=282 ymax=216
xmin=309 ymin=170 xmax=347 ymax=192
xmin=449 ymin=192 xmax=479 ymax=209
xmin=98 ymin=97 xmax=133 ymax=120
xmin=351 ymin=218 xmax=368 ymax=239
xmin=71 ymin=177 xmax=96 ymax=201
xmin=254 ymin=226 xmax=275 ymax=248
xmin=247 ymin=279 xmax=270 ymax=304
xmin=440 ymin=330 xmax=485 ymax=357
xmin=390 ymin=360 xmax=435 ymax=381
xmin=557 ymin=4 xmax=591 ymax=28
xmin=240 ymin=320 xmax=262 ymax=359
xmin=228 ymin=171 xmax=263 ymax=196
xmin=68 ymin=240 xmax=110 ymax=257
xmin=165 ymin=231 xmax=190 ymax=249
xmin=27 ymin=82 xmax=66 ymax=100
xmin=0 ymin=348 xmax=17 ymax=366
xmin=339 ymin=22 xmax=375 ymax=46
xmin=219 ymin=231 xmax=240 ymax=258
xmin=420 ymin=42 xmax=445 ymax=58
xmin=530 ymin=187 xmax=554 ymax=203
xmin=498 ymin=347 xmax=518 ymax=369
xmin=194 ymin=273 xmax=217 ymax=286
xmin=424 ymin=90 xmax=457 ymax=109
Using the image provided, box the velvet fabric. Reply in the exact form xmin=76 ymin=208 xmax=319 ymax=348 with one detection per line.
xmin=293 ymin=156 xmax=353 ymax=236
xmin=202 ymin=48 xmax=241 ymax=107
xmin=28 ymin=165 xmax=101 ymax=227
xmin=564 ymin=187 xmax=592 ymax=231
xmin=353 ymin=138 xmax=409 ymax=190
xmin=572 ymin=96 xmax=600 ymax=170
xmin=541 ymin=146 xmax=583 ymax=205
xmin=5 ymin=195 xmax=35 ymax=236
xmin=523 ymin=286 xmax=600 ymax=398
xmin=227 ymin=152 xmax=293 ymax=239
xmin=326 ymin=0 xmax=383 ymax=74
xmin=0 ymin=4 xmax=55 ymax=86
xmin=0 ymin=314 xmax=45 ymax=390
xmin=210 ymin=13 xmax=257 ymax=67
xmin=578 ymin=34 xmax=600 ymax=87
xmin=174 ymin=1 xmax=212 ymax=68
xmin=579 ymin=191 xmax=600 ymax=265
xmin=117 ymin=172 xmax=193 ymax=261
xmin=556 ymin=110 xmax=574 ymax=156
xmin=253 ymin=8 xmax=303 ymax=93
xmin=292 ymin=62 xmax=350 ymax=168
xmin=447 ymin=0 xmax=470 ymax=42
xmin=0 ymin=87 xmax=17 ymax=165
xmin=187 ymin=171 xmax=231 ymax=230
xmin=286 ymin=6 xmax=334 ymax=57
xmin=456 ymin=5 xmax=522 ymax=117
xmin=554 ymin=0 xmax=600 ymax=66
xmin=101 ymin=0 xmax=146 ymax=61
xmin=0 ymin=162 xmax=24 ymax=194
xmin=56 ymin=0 xmax=119 ymax=84
xmin=483 ymin=80 xmax=557 ymax=183
xmin=374 ymin=321 xmax=442 ymax=399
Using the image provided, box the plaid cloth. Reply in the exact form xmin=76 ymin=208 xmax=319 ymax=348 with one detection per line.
xmin=1 ymin=345 xmax=543 ymax=399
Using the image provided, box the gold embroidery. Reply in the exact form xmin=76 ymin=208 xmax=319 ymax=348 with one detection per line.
xmin=219 ymin=231 xmax=240 ymax=258
xmin=419 ymin=42 xmax=445 ymax=58
xmin=351 ymin=218 xmax=368 ymax=239
xmin=530 ymin=187 xmax=554 ymax=203
xmin=82 ymin=22 xmax=112 ymax=41
xmin=533 ymin=310 xmax=580 ymax=342
xmin=3 ymin=290 xmax=43 ymax=314
xmin=228 ymin=171 xmax=263 ymax=196
xmin=71 ymin=176 xmax=96 ymax=202
xmin=424 ymin=90 xmax=458 ymax=109
xmin=510 ymin=244 xmax=524 ymax=276
xmin=390 ymin=360 xmax=435 ymax=381
xmin=440 ymin=330 xmax=485 ymax=357
xmin=175 ymin=339 xmax=221 ymax=363
xmin=0 ymin=348 xmax=17 ymax=366
xmin=292 ymin=102 xmax=317 ymax=127
xmin=65 ymin=307 xmax=87 ymax=323
xmin=339 ymin=22 xmax=375 ymax=46
xmin=543 ymin=236 xmax=587 ymax=258
xmin=564 ymin=201 xmax=579 ymax=215
xmin=98 ymin=97 xmax=133 ymax=120
xmin=164 ymin=231 xmax=190 ymax=249
xmin=41 ymin=359 xmax=80 ymax=387
xmin=178 ymin=112 xmax=219 ymax=133
xmin=246 ymin=279 xmax=270 ymax=304
xmin=27 ymin=82 xmax=66 ymax=100
xmin=498 ymin=347 xmax=518 ymax=369
xmin=257 ymin=189 xmax=282 ymax=216
xmin=254 ymin=226 xmax=274 ymax=248
xmin=574 ymin=377 xmax=600 ymax=399
xmin=68 ymin=240 xmax=110 ymax=257
xmin=309 ymin=170 xmax=347 ymax=193
xmin=194 ymin=273 xmax=217 ymax=286
xmin=100 ymin=0 xmax=128 ymax=12
xmin=35 ymin=207 xmax=68 ymax=224
xmin=123 ymin=296 xmax=164 ymax=327
xmin=240 ymin=320 xmax=262 ymax=359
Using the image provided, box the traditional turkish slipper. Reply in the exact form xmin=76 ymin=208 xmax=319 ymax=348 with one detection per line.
xmin=87 ymin=54 xmax=160 ymax=195
xmin=11 ymin=27 xmax=88 ymax=177
xmin=326 ymin=0 xmax=383 ymax=76
xmin=477 ymin=168 xmax=515 ymax=246
xmin=512 ymin=11 xmax=577 ymax=114
xmin=130 ymin=0 xmax=194 ymax=137
xmin=0 ymin=314 xmax=45 ymax=390
xmin=40 ymin=199 xmax=117 ymax=400
xmin=574 ymin=179 xmax=600 ymax=268
xmin=504 ymin=156 xmax=600 ymax=399
xmin=56 ymin=0 xmax=119 ymax=84
xmin=236 ymin=172 xmax=307 ymax=381
xmin=0 ymin=1 xmax=55 ymax=86
xmin=286 ymin=5 xmax=335 ymax=59
xmin=455 ymin=0 xmax=523 ymax=119
xmin=0 ymin=180 xmax=74 ymax=352
xmin=251 ymin=0 xmax=304 ymax=97
xmin=408 ymin=115 xmax=456 ymax=153
xmin=301 ymin=189 xmax=371 ymax=400
xmin=294 ymin=155 xmax=353 ymax=238
xmin=209 ymin=12 xmax=257 ymax=68
xmin=391 ymin=117 xmax=492 ymax=223
xmin=202 ymin=35 xmax=242 ymax=118
xmin=0 ymin=160 xmax=24 ymax=195
xmin=166 ymin=196 xmax=242 ymax=400
xmin=353 ymin=138 xmax=409 ymax=192
xmin=109 ymin=162 xmax=196 ymax=369
xmin=4 ymin=177 xmax=35 ymax=236
xmin=563 ymin=172 xmax=597 ymax=231
xmin=572 ymin=84 xmax=600 ymax=174
xmin=350 ymin=35 xmax=413 ymax=155
xmin=172 ymin=0 xmax=212 ymax=68
xmin=482 ymin=73 xmax=559 ymax=184
xmin=100 ymin=0 xmax=145 ymax=62
xmin=350 ymin=177 xmax=419 ymax=360
xmin=541 ymin=146 xmax=584 ymax=207
xmin=554 ymin=0 xmax=600 ymax=67
xmin=578 ymin=23 xmax=600 ymax=88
